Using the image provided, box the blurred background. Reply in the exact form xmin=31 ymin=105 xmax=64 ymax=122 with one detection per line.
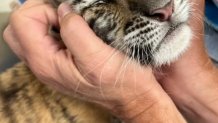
xmin=0 ymin=0 xmax=20 ymax=72
xmin=0 ymin=0 xmax=217 ymax=73
xmin=205 ymin=0 xmax=218 ymax=66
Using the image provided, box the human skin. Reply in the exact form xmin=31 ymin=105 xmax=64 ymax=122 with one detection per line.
xmin=157 ymin=0 xmax=218 ymax=123
xmin=3 ymin=0 xmax=186 ymax=123
xmin=3 ymin=0 xmax=218 ymax=123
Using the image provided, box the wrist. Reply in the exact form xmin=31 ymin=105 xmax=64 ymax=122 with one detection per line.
xmin=111 ymin=87 xmax=186 ymax=123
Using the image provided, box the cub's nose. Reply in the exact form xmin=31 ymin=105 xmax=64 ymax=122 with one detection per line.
xmin=150 ymin=0 xmax=173 ymax=21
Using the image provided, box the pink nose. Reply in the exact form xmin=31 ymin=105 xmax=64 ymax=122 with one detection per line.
xmin=150 ymin=0 xmax=173 ymax=21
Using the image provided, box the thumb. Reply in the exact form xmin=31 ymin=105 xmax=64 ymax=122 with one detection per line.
xmin=57 ymin=3 xmax=113 ymax=59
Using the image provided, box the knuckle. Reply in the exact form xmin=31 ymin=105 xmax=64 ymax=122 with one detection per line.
xmin=10 ymin=11 xmax=21 ymax=23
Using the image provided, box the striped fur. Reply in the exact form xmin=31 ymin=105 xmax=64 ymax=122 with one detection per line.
xmin=0 ymin=63 xmax=114 ymax=123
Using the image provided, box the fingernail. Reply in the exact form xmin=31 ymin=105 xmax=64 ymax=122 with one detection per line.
xmin=58 ymin=2 xmax=71 ymax=19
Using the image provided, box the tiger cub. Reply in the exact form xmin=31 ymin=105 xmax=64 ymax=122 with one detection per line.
xmin=0 ymin=0 xmax=191 ymax=123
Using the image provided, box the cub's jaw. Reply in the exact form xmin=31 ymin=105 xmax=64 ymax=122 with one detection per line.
xmin=153 ymin=24 xmax=192 ymax=66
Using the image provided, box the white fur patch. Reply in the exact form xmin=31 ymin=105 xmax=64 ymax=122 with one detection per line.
xmin=153 ymin=25 xmax=192 ymax=66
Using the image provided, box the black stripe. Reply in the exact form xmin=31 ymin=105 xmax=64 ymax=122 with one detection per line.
xmin=0 ymin=84 xmax=27 ymax=123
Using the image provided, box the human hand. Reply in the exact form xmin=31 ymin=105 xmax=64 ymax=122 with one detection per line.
xmin=3 ymin=0 xmax=186 ymax=122
xmin=156 ymin=0 xmax=218 ymax=122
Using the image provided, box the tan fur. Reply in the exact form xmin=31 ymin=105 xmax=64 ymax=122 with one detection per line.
xmin=0 ymin=63 xmax=113 ymax=123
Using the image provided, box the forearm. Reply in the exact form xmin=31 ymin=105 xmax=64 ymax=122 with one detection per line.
xmin=160 ymin=0 xmax=218 ymax=122
xmin=177 ymin=68 xmax=218 ymax=123
xmin=169 ymin=0 xmax=218 ymax=122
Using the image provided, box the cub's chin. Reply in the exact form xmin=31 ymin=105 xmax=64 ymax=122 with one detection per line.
xmin=153 ymin=24 xmax=192 ymax=67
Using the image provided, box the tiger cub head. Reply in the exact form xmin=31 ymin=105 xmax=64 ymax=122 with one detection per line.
xmin=47 ymin=0 xmax=192 ymax=66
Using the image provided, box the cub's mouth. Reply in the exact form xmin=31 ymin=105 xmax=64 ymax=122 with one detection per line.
xmin=163 ymin=23 xmax=181 ymax=41
xmin=121 ymin=11 xmax=191 ymax=65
